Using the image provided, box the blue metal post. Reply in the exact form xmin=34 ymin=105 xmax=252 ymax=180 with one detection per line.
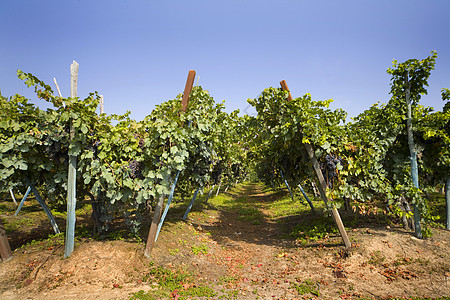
xmin=204 ymin=184 xmax=215 ymax=203
xmin=183 ymin=187 xmax=201 ymax=220
xmin=297 ymin=183 xmax=315 ymax=213
xmin=280 ymin=170 xmax=295 ymax=202
xmin=9 ymin=190 xmax=18 ymax=206
xmin=14 ymin=186 xmax=32 ymax=216
xmin=405 ymin=77 xmax=422 ymax=238
xmin=65 ymin=154 xmax=77 ymax=257
xmin=26 ymin=180 xmax=60 ymax=234
xmin=215 ymin=181 xmax=222 ymax=196
xmin=155 ymin=171 xmax=180 ymax=242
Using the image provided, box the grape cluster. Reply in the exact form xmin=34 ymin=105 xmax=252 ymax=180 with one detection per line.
xmin=64 ymin=124 xmax=71 ymax=134
xmin=279 ymin=155 xmax=290 ymax=173
xmin=210 ymin=160 xmax=224 ymax=184
xmin=133 ymin=133 xmax=145 ymax=150
xmin=231 ymin=163 xmax=240 ymax=177
xmin=44 ymin=136 xmax=67 ymax=165
xmin=191 ymin=154 xmax=212 ymax=177
xmin=211 ymin=165 xmax=223 ymax=184
xmin=89 ymin=139 xmax=100 ymax=158
xmin=86 ymin=130 xmax=100 ymax=158
xmin=128 ymin=160 xmax=144 ymax=179
xmin=320 ymin=154 xmax=344 ymax=189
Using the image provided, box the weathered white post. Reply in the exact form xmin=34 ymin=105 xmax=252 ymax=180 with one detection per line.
xmin=65 ymin=60 xmax=79 ymax=258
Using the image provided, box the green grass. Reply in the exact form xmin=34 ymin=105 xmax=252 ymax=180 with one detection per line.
xmin=209 ymin=182 xmax=320 ymax=226
xmin=209 ymin=193 xmax=231 ymax=206
xmin=209 ymin=182 xmax=348 ymax=242
xmin=267 ymin=197 xmax=304 ymax=218
xmin=427 ymin=191 xmax=447 ymax=229
xmin=18 ymin=232 xmax=65 ymax=250
xmin=4 ymin=217 xmax=34 ymax=233
xmin=289 ymin=214 xmax=339 ymax=241
xmin=131 ymin=265 xmax=217 ymax=300
xmin=208 ymin=183 xmax=361 ymax=248
xmin=267 ymin=194 xmax=320 ymax=218
xmin=50 ymin=209 xmax=67 ymax=219
xmin=209 ymin=191 xmax=266 ymax=225
xmin=76 ymin=203 xmax=93 ymax=215
xmin=0 ymin=203 xmax=9 ymax=213
xmin=232 ymin=204 xmax=264 ymax=224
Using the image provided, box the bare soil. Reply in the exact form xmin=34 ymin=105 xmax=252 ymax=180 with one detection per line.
xmin=1 ymin=183 xmax=449 ymax=299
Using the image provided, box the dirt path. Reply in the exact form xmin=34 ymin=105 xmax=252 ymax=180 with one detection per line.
xmin=1 ymin=182 xmax=450 ymax=299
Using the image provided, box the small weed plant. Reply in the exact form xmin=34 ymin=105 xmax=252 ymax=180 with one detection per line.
xmin=191 ymin=243 xmax=208 ymax=255
xmin=131 ymin=264 xmax=216 ymax=299
xmin=368 ymin=251 xmax=386 ymax=266
xmin=290 ymin=279 xmax=320 ymax=297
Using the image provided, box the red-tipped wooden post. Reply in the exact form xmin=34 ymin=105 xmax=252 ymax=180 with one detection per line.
xmin=144 ymin=70 xmax=196 ymax=258
xmin=182 ymin=70 xmax=196 ymax=113
xmin=280 ymin=80 xmax=351 ymax=249
xmin=280 ymin=80 xmax=293 ymax=101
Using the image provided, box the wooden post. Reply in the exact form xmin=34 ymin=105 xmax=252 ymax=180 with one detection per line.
xmin=280 ymin=80 xmax=351 ymax=248
xmin=53 ymin=78 xmax=62 ymax=97
xmin=144 ymin=195 xmax=165 ymax=258
xmin=0 ymin=218 xmax=13 ymax=262
xmin=280 ymin=80 xmax=293 ymax=101
xmin=311 ymin=181 xmax=319 ymax=197
xmin=182 ymin=70 xmax=196 ymax=113
xmin=305 ymin=145 xmax=351 ymax=248
xmin=65 ymin=60 xmax=79 ymax=258
xmin=53 ymin=77 xmax=66 ymax=107
xmin=144 ymin=70 xmax=195 ymax=258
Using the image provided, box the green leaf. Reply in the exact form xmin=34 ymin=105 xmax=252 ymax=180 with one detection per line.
xmin=80 ymin=124 xmax=88 ymax=134
xmin=15 ymin=160 xmax=28 ymax=170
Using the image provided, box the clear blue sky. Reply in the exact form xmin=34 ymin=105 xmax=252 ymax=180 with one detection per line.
xmin=1 ymin=0 xmax=449 ymax=121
